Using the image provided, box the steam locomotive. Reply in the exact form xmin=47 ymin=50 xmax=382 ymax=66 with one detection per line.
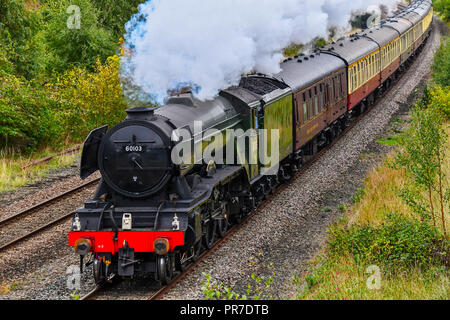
xmin=69 ymin=0 xmax=433 ymax=285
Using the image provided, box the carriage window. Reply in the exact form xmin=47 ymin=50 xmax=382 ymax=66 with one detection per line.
xmin=303 ymin=102 xmax=307 ymax=124
xmin=371 ymin=56 xmax=374 ymax=77
xmin=314 ymin=86 xmax=319 ymax=115
xmin=314 ymin=95 xmax=319 ymax=116
xmin=302 ymin=92 xmax=307 ymax=124
xmin=320 ymin=84 xmax=324 ymax=111
xmin=335 ymin=77 xmax=339 ymax=99
xmin=361 ymin=61 xmax=364 ymax=83
xmin=352 ymin=67 xmax=356 ymax=92
xmin=332 ymin=77 xmax=337 ymax=101
xmin=328 ymin=82 xmax=332 ymax=103
xmin=364 ymin=60 xmax=368 ymax=81
xmin=308 ymin=89 xmax=314 ymax=120
xmin=357 ymin=64 xmax=361 ymax=88
xmin=337 ymin=76 xmax=341 ymax=99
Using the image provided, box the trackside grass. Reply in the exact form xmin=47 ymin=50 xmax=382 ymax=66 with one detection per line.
xmin=295 ymin=122 xmax=450 ymax=300
xmin=0 ymin=147 xmax=79 ymax=193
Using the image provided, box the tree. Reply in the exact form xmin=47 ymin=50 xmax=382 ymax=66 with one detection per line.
xmin=92 ymin=0 xmax=145 ymax=39
xmin=350 ymin=12 xmax=372 ymax=30
xmin=395 ymin=105 xmax=448 ymax=236
xmin=42 ymin=0 xmax=116 ymax=73
xmin=0 ymin=0 xmax=48 ymax=79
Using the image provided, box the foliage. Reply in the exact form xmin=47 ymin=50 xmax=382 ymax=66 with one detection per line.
xmin=297 ymin=253 xmax=449 ymax=300
xmin=0 ymin=0 xmax=141 ymax=155
xmin=92 ymin=0 xmax=145 ymax=39
xmin=48 ymin=55 xmax=127 ymax=141
xmin=350 ymin=12 xmax=372 ymax=30
xmin=0 ymin=43 xmax=14 ymax=74
xmin=434 ymin=0 xmax=450 ymax=22
xmin=432 ymin=37 xmax=450 ymax=87
xmin=0 ymin=0 xmax=145 ymax=76
xmin=0 ymin=72 xmax=63 ymax=152
xmin=41 ymin=0 xmax=116 ymax=74
xmin=0 ymin=56 xmax=126 ymax=152
xmin=70 ymin=292 xmax=80 ymax=300
xmin=0 ymin=147 xmax=78 ymax=192
xmin=420 ymin=84 xmax=450 ymax=120
xmin=312 ymin=37 xmax=327 ymax=49
xmin=428 ymin=85 xmax=450 ymax=119
xmin=393 ymin=103 xmax=448 ymax=234
xmin=351 ymin=187 xmax=366 ymax=203
xmin=328 ymin=213 xmax=448 ymax=270
xmin=202 ymin=272 xmax=274 ymax=300
xmin=283 ymin=43 xmax=304 ymax=58
xmin=0 ymin=0 xmax=49 ymax=79
xmin=376 ymin=135 xmax=401 ymax=146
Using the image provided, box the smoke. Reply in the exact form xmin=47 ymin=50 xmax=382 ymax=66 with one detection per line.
xmin=121 ymin=0 xmax=398 ymax=103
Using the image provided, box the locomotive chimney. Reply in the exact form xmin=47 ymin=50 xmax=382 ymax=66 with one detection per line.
xmin=125 ymin=107 xmax=155 ymax=121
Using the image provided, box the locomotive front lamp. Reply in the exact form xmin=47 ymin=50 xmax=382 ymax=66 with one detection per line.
xmin=122 ymin=213 xmax=132 ymax=230
xmin=74 ymin=238 xmax=92 ymax=256
xmin=154 ymin=238 xmax=170 ymax=255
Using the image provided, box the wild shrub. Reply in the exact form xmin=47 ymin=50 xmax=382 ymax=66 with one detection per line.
xmin=434 ymin=0 xmax=450 ymax=22
xmin=0 ymin=73 xmax=63 ymax=152
xmin=328 ymin=213 xmax=449 ymax=270
xmin=0 ymin=44 xmax=14 ymax=74
xmin=201 ymin=272 xmax=274 ymax=300
xmin=428 ymin=85 xmax=450 ymax=120
xmin=50 ymin=55 xmax=128 ymax=140
xmin=432 ymin=37 xmax=450 ymax=87
xmin=393 ymin=104 xmax=448 ymax=235
xmin=0 ymin=56 xmax=126 ymax=153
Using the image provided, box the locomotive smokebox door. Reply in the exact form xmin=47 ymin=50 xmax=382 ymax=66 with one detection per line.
xmin=118 ymin=243 xmax=135 ymax=277
xmin=80 ymin=125 xmax=108 ymax=179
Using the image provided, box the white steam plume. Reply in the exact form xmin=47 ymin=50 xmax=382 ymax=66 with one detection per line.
xmin=121 ymin=0 xmax=398 ymax=103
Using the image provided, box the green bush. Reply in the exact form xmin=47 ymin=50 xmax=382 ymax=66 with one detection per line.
xmin=49 ymin=55 xmax=127 ymax=141
xmin=432 ymin=37 xmax=450 ymax=87
xmin=328 ymin=213 xmax=449 ymax=270
xmin=0 ymin=43 xmax=14 ymax=74
xmin=427 ymin=85 xmax=450 ymax=119
xmin=434 ymin=0 xmax=450 ymax=22
xmin=0 ymin=73 xmax=63 ymax=152
xmin=0 ymin=56 xmax=126 ymax=153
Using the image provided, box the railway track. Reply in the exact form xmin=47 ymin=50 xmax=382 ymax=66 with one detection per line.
xmin=79 ymin=285 xmax=102 ymax=300
xmin=0 ymin=177 xmax=100 ymax=253
xmin=77 ymin=36 xmax=429 ymax=301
